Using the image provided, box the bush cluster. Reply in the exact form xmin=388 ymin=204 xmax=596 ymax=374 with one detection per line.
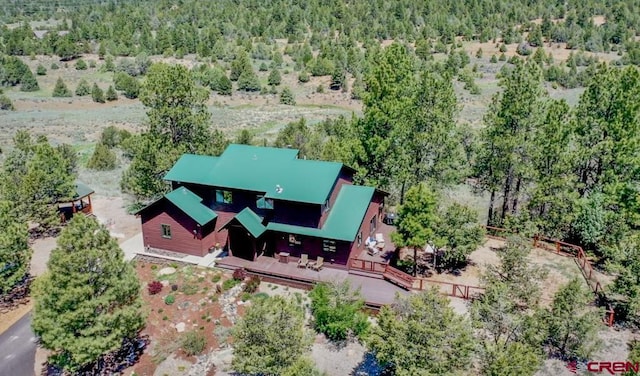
xmin=232 ymin=268 xmax=247 ymax=281
xmin=147 ymin=281 xmax=163 ymax=295
xmin=243 ymin=275 xmax=260 ymax=293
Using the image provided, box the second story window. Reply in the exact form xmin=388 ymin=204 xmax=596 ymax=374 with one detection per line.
xmin=215 ymin=190 xmax=233 ymax=204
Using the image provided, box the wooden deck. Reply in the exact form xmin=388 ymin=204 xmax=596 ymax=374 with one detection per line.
xmin=216 ymin=255 xmax=408 ymax=307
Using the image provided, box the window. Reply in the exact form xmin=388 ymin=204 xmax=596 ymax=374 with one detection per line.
xmin=357 ymin=232 xmax=362 ymax=247
xmin=369 ymin=215 xmax=377 ymax=234
xmin=161 ymin=224 xmax=171 ymax=239
xmin=288 ymin=234 xmax=301 ymax=246
xmin=215 ymin=190 xmax=232 ymax=204
xmin=256 ymin=195 xmax=274 ymax=209
xmin=323 ymin=239 xmax=337 ymax=252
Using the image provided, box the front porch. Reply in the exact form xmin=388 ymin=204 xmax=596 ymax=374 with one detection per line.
xmin=216 ymin=254 xmax=408 ymax=307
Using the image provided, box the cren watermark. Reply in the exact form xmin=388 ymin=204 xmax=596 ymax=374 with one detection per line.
xmin=566 ymin=360 xmax=640 ymax=375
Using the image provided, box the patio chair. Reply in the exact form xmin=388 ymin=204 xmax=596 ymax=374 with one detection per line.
xmin=310 ymin=256 xmax=324 ymax=271
xmin=375 ymin=233 xmax=385 ymax=249
xmin=297 ymin=254 xmax=309 ymax=268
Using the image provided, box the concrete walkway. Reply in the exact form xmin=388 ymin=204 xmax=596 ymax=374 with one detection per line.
xmin=120 ymin=233 xmax=222 ymax=268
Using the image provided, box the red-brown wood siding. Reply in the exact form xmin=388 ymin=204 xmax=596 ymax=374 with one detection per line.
xmin=273 ymin=233 xmax=351 ymax=266
xmin=141 ymin=202 xmax=216 ymax=257
xmin=319 ymin=171 xmax=353 ymax=227
xmin=347 ymin=192 xmax=384 ymax=262
xmin=271 ymin=201 xmax=321 ymax=228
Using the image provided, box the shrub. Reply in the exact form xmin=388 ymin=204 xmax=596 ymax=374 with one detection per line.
xmin=279 ymin=87 xmax=296 ymax=105
xmin=171 ymin=284 xmax=178 ymax=291
xmin=180 ymin=284 xmax=198 ymax=295
xmin=147 ymin=281 xmax=163 ymax=295
xmin=267 ymin=68 xmax=281 ymax=86
xmin=182 ymin=332 xmax=207 ymax=356
xmin=490 ymin=54 xmax=498 ymax=63
xmin=0 ymin=94 xmax=15 ymax=110
xmin=237 ymin=70 xmax=261 ymax=92
xmin=52 ymin=77 xmax=72 ymax=97
xmin=211 ymin=274 xmax=221 ymax=283
xmin=50 ymin=62 xmax=59 ymax=70
xmin=243 ymin=275 xmax=261 ymax=293
xmin=87 ymin=143 xmax=116 ymax=170
xmin=258 ymin=62 xmax=268 ymax=72
xmin=253 ymin=292 xmax=269 ymax=300
xmin=233 ymin=268 xmax=247 ymax=281
xmin=75 ymin=79 xmax=91 ymax=96
xmin=105 ymin=85 xmax=118 ymax=101
xmin=20 ymin=72 xmax=39 ymax=92
xmin=36 ymin=64 xmax=47 ymax=75
xmin=75 ymin=58 xmax=87 ymax=70
xmin=297 ymin=71 xmax=310 ymax=83
xmin=309 ymin=281 xmax=369 ymax=341
xmin=91 ymin=83 xmax=105 ymax=103
xmin=164 ymin=294 xmax=175 ymax=305
xmin=240 ymin=292 xmax=252 ymax=301
xmin=222 ymin=278 xmax=240 ymax=291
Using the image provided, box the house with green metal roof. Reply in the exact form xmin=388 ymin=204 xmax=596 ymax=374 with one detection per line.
xmin=137 ymin=144 xmax=386 ymax=265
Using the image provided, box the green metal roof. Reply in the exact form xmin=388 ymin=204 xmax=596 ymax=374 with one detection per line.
xmin=267 ymin=185 xmax=374 ymax=242
xmin=163 ymin=144 xmax=343 ymax=205
xmin=73 ymin=181 xmax=94 ymax=199
xmin=321 ymin=185 xmax=375 ymax=241
xmin=164 ymin=187 xmax=217 ymax=226
xmin=234 ymin=208 xmax=266 ymax=238
xmin=164 ymin=154 xmax=219 ymax=185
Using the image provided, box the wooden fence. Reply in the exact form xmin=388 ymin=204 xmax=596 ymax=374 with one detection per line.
xmin=486 ymin=226 xmax=614 ymax=326
xmin=348 ymin=257 xmax=485 ymax=300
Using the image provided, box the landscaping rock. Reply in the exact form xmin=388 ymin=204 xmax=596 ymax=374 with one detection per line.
xmin=188 ymin=353 xmax=216 ymax=376
xmin=158 ymin=267 xmax=177 ymax=276
xmin=175 ymin=322 xmax=186 ymax=333
xmin=161 ymin=280 xmax=170 ymax=287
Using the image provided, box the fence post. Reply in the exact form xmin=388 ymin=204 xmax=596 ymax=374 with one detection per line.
xmin=555 ymin=241 xmax=561 ymax=254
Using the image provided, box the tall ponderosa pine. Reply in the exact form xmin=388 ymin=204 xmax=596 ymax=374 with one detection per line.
xmin=0 ymin=201 xmax=31 ymax=295
xmin=122 ymin=63 xmax=223 ymax=201
xmin=360 ymin=43 xmax=416 ymax=189
xmin=527 ymin=99 xmax=578 ymax=239
xmin=32 ymin=215 xmax=144 ymax=371
xmin=366 ymin=289 xmax=475 ymax=375
xmin=475 ymin=61 xmax=547 ymax=225
xmin=140 ymin=63 xmax=212 ymax=150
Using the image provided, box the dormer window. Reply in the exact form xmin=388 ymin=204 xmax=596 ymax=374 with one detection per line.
xmin=256 ymin=195 xmax=274 ymax=209
xmin=215 ymin=190 xmax=232 ymax=204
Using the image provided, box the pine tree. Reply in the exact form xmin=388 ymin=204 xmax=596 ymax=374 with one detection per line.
xmin=75 ymin=79 xmax=91 ymax=96
xmin=32 ymin=216 xmax=144 ymax=371
xmin=230 ymin=49 xmax=252 ymax=81
xmin=91 ymin=83 xmax=105 ymax=103
xmin=546 ymin=279 xmax=602 ymax=359
xmin=0 ymin=201 xmax=30 ymax=295
xmin=105 ymin=85 xmax=118 ymax=101
xmin=474 ymin=61 xmax=547 ymax=225
xmin=87 ymin=143 xmax=116 ymax=170
xmin=232 ymin=296 xmax=311 ymax=375
xmin=237 ymin=70 xmax=261 ymax=92
xmin=279 ymin=86 xmax=296 ymax=105
xmin=52 ymin=77 xmax=72 ymax=97
xmin=267 ymin=68 xmax=281 ymax=86
xmin=366 ymin=289 xmax=475 ymax=375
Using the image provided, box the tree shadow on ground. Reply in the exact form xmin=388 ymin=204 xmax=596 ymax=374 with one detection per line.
xmin=350 ymin=352 xmax=384 ymax=376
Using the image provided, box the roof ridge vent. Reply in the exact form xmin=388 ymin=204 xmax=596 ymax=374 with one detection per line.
xmin=275 ymin=184 xmax=283 ymax=194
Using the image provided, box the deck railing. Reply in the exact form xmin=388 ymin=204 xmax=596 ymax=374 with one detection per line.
xmin=486 ymin=226 xmax=614 ymax=326
xmin=348 ymin=257 xmax=485 ymax=300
